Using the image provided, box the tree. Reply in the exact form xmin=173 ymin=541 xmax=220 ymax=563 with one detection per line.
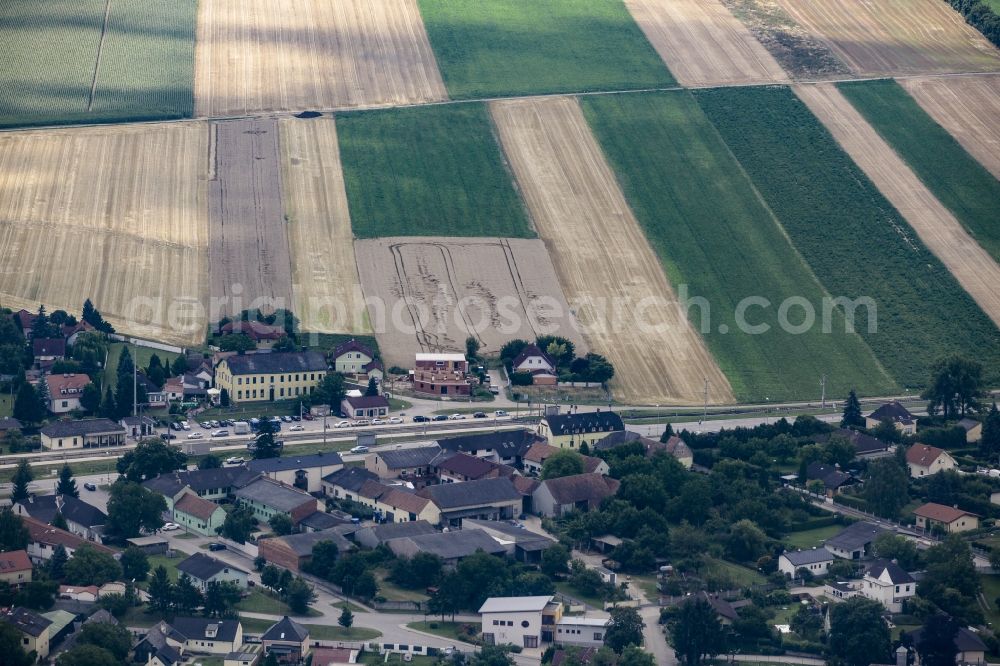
xmin=285 ymin=576 xmax=316 ymax=614
xmin=263 ymin=653 xmax=279 ymax=666
xmin=272 ymin=336 xmax=296 ymax=352
xmin=365 ymin=377 xmax=378 ymax=397
xmin=56 ymin=645 xmax=118 ymax=666
xmin=790 ymin=606 xmax=822 ymax=642
xmin=31 ymin=305 xmax=56 ymax=339
xmin=873 ymin=533 xmax=921 ymax=570
xmin=105 ymin=480 xmax=166 ymax=540
xmin=268 ymin=513 xmax=293 ymax=536
xmin=353 ymin=570 xmax=378 ymax=600
xmin=116 ymin=438 xmax=187 ymax=482
xmin=148 ymin=566 xmax=173 ymax=614
xmin=222 ymin=506 xmax=257 ymax=544
xmin=121 ymin=547 xmax=149 ymax=582
xmin=199 ymin=454 xmax=222 ymax=470
xmin=980 ymin=402 xmax=1000 ymax=461
xmin=670 ymin=597 xmax=725 ymax=666
xmin=218 ymin=334 xmax=256 ymax=353
xmin=619 ymin=646 xmax=656 ymax=666
xmin=863 ymin=458 xmax=909 ymax=519
xmin=81 ymin=299 xmax=114 ymax=334
xmin=79 ymin=383 xmax=102 ymax=413
xmin=0 ymin=621 xmax=33 ymax=666
xmin=251 ymin=418 xmax=281 ymax=460
xmin=15 ymin=580 xmax=57 ymax=610
xmin=916 ymin=614 xmax=959 ymax=666
xmin=841 ymin=389 xmax=864 ymax=428
xmin=0 ymin=509 xmax=29 ymax=551
xmin=828 ymin=597 xmax=891 ymax=666
xmin=48 ymin=544 xmax=69 ymax=580
xmin=78 ymin=622 xmax=132 ymax=661
xmin=173 ymin=573 xmax=203 ymax=615
xmin=65 ymin=545 xmax=123 ymax=586
xmin=726 ymin=519 xmax=768 ymax=562
xmin=219 ymin=388 xmax=230 ymax=407
xmin=56 ymin=464 xmax=79 ymax=498
xmin=541 ymin=544 xmax=570 ymax=577
xmin=469 ymin=645 xmax=516 ymax=666
xmin=541 ymin=449 xmax=585 ymax=480
xmin=13 ymin=382 xmax=46 ymax=424
xmin=52 ymin=511 xmax=69 ymax=531
xmin=604 ymin=606 xmax=644 ymax=653
xmin=923 ymin=356 xmax=984 ymax=419
xmin=919 ymin=535 xmax=982 ymax=625
xmin=203 ymin=581 xmax=242 ymax=618
xmin=465 ymin=336 xmax=481 ymax=361
xmin=100 ymin=387 xmax=117 ymax=420
xmin=10 ymin=460 xmax=32 ymax=503
xmin=338 ymin=605 xmax=354 ymax=632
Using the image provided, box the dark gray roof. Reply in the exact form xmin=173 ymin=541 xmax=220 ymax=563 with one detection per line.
xmin=825 ymin=522 xmax=886 ymax=552
xmin=436 ymin=453 xmax=498 ymax=479
xmin=170 ymin=616 xmax=241 ymax=643
xmin=908 ymin=626 xmax=987 ymax=652
xmin=262 ymin=616 xmax=309 ymax=642
xmin=462 ymin=519 xmax=556 ymax=551
xmin=234 ymin=478 xmax=315 ymax=512
xmin=18 ymin=494 xmax=106 ymax=528
xmin=593 ymin=430 xmax=642 ymax=451
xmin=781 ymin=548 xmax=834 ymax=567
xmin=353 ymin=520 xmax=437 ymax=545
xmin=264 ymin=529 xmax=354 ymax=557
xmin=377 ymin=445 xmax=442 ymax=469
xmin=867 ymin=559 xmax=914 ymax=584
xmin=248 ymin=451 xmax=343 ymax=473
xmin=437 ymin=430 xmax=538 ymax=460
xmin=418 ymin=477 xmax=521 ymax=509
xmin=322 ymin=466 xmax=378 ymax=492
xmin=299 ymin=511 xmax=350 ymax=531
xmin=0 ymin=417 xmax=22 ymax=431
xmin=867 ymin=401 xmax=915 ymax=423
xmin=143 ymin=467 xmax=259 ymax=496
xmin=818 ymin=428 xmax=890 ymax=455
xmin=0 ymin=607 xmax=52 ymax=637
xmin=223 ymin=351 xmax=327 ymax=376
xmin=41 ymin=418 xmax=125 ymax=438
xmin=386 ymin=529 xmax=506 ymax=560
xmin=543 ymin=411 xmax=624 ymax=436
xmin=177 ymin=553 xmax=247 ymax=581
xmin=539 ymin=473 xmax=620 ymax=505
xmin=806 ymin=463 xmax=853 ymax=490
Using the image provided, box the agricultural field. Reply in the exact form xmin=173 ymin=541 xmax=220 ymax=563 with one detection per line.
xmin=837 ymin=79 xmax=1000 ymax=265
xmin=337 ymin=104 xmax=533 ymax=239
xmin=773 ymin=0 xmax=1000 ymax=75
xmin=796 ymin=83 xmax=1000 ymax=329
xmin=490 ymin=96 xmax=732 ymax=405
xmin=0 ymin=123 xmax=208 ymax=346
xmin=579 ymin=91 xmax=895 ymax=402
xmin=0 ymin=0 xmax=197 ymax=128
xmin=623 ymin=0 xmax=789 ymax=86
xmin=694 ymin=86 xmax=1000 ymax=390
xmin=417 ymin=0 xmax=674 ymax=98
xmin=194 ymin=0 xmax=447 ymax=117
xmin=901 ymin=75 xmax=1000 ymax=180
xmin=208 ymin=118 xmax=292 ymax=320
xmin=354 ymin=237 xmax=586 ymax=369
xmin=279 ymin=118 xmax=371 ymax=335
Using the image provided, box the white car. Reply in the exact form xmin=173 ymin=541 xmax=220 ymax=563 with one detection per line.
xmin=225 ymin=456 xmax=245 ymax=465
xmin=161 ymin=523 xmax=179 ymax=531
xmin=288 ymin=424 xmax=305 ymax=431
xmin=334 ymin=420 xmax=352 ymax=429
xmin=353 ymin=419 xmax=371 ymax=427
xmin=187 ymin=432 xmax=204 ymax=439
xmin=211 ymin=429 xmax=229 ymax=437
xmin=180 ymin=421 xmax=190 ymax=431
xmin=388 ymin=417 xmax=403 ymax=424
xmin=350 ymin=445 xmax=370 ymax=454
xmin=371 ymin=418 xmax=385 ymax=425
xmin=449 ymin=413 xmax=465 ymax=420
xmin=494 ymin=410 xmax=508 ymax=417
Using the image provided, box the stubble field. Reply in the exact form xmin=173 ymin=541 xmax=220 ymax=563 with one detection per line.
xmin=773 ymin=0 xmax=1000 ymax=75
xmin=194 ymin=0 xmax=448 ymax=117
xmin=0 ymin=123 xmax=208 ymax=345
xmin=279 ymin=118 xmax=371 ymax=335
xmin=490 ymin=96 xmax=733 ymax=405
xmin=624 ymin=0 xmax=789 ymax=86
xmin=354 ymin=238 xmax=586 ymax=369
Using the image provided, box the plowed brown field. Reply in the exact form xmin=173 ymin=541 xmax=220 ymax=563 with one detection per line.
xmin=775 ymin=0 xmax=1000 ymax=75
xmin=280 ymin=118 xmax=370 ymax=334
xmin=0 ymin=123 xmax=208 ymax=345
xmin=490 ymin=96 xmax=733 ymax=405
xmin=354 ymin=238 xmax=587 ymax=370
xmin=194 ymin=0 xmax=447 ymax=117
xmin=901 ymin=74 xmax=1000 ymax=180
xmin=625 ymin=0 xmax=788 ymax=86
xmin=796 ymin=83 xmax=1000 ymax=329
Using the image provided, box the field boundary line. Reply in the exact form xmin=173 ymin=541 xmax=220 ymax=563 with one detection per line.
xmin=87 ymin=0 xmax=114 ymax=112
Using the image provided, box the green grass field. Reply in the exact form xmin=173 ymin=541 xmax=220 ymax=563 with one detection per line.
xmin=102 ymin=343 xmax=180 ymax=390
xmin=837 ymin=79 xmax=1000 ymax=263
xmin=338 ymin=103 xmax=534 ymax=238
xmin=406 ymin=621 xmax=471 ymax=642
xmin=417 ymin=0 xmax=674 ymax=99
xmin=703 ymin=557 xmax=767 ymax=587
xmin=694 ymin=86 xmax=1000 ymax=391
xmin=581 ymin=91 xmax=896 ymax=402
xmin=0 ymin=0 xmax=196 ymax=128
xmin=783 ymin=524 xmax=841 ymax=549
xmin=0 ymin=394 xmax=11 ymax=418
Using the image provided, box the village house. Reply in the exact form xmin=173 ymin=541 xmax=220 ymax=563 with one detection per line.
xmin=385 ymin=529 xmax=507 ymax=568
xmin=479 ymin=596 xmax=563 ymax=649
xmin=0 ymin=550 xmax=32 ymax=587
xmin=906 ymin=444 xmax=956 ymax=478
xmin=133 ymin=621 xmax=185 ymax=666
xmin=959 ymin=417 xmax=983 ymax=443
xmin=248 ymin=451 xmax=343 ymax=494
xmin=45 ymin=373 xmax=92 ymax=414
xmin=824 ymin=521 xmax=886 ymax=560
xmin=121 ymin=415 xmax=157 ymax=438
xmin=177 ymin=553 xmax=249 ymax=592
xmin=805 ymin=462 xmax=855 ymax=496
xmin=366 ymin=445 xmax=441 ymax=481
xmin=865 ymin=401 xmax=917 ymax=435
xmin=778 ymin=548 xmax=834 ymax=578
xmin=58 ymin=585 xmax=98 ymax=602
xmin=907 ymin=626 xmax=987 ymax=665
xmin=532 ymin=473 xmax=620 ymax=518
xmin=331 ymin=339 xmax=380 ymax=377
xmin=233 ymin=477 xmax=319 ymax=526
xmin=522 ymin=442 xmax=609 ymax=477
xmin=511 ymin=344 xmax=558 ymax=385
xmin=320 ymin=467 xmax=379 ymax=501
xmin=462 ymin=518 xmax=557 ymax=564
xmin=169 ymin=617 xmax=244 ymax=655
xmin=220 ymin=320 xmax=285 ymax=348
xmin=215 ymin=351 xmax=327 ymax=404
xmin=411 ymin=352 xmax=470 ymax=397
xmin=143 ymin=467 xmax=260 ymax=510
xmin=538 ymin=411 xmax=624 ymax=449
xmin=913 ymin=502 xmax=980 ymax=534
xmin=258 ymin=529 xmax=354 ymax=573
xmin=20 ymin=515 xmax=116 ymax=563
xmin=1 ymin=607 xmax=52 ymax=658
xmin=349 ymin=521 xmax=436 ymax=549
xmin=340 ymin=395 xmax=389 ymax=419
xmin=311 ymin=646 xmax=361 ymax=666
xmin=373 ymin=487 xmax=441 ymax=524
xmin=40 ymin=418 xmax=126 ymax=450
xmin=14 ymin=494 xmax=106 ymax=542
xmin=173 ymin=491 xmax=228 ymax=536
xmin=0 ymin=417 xmax=23 ymax=440
xmin=33 ymin=337 xmax=66 ymax=363
xmin=437 ymin=429 xmax=541 ymax=465
xmin=436 ymin=452 xmax=511 ymax=483
xmin=816 ymin=428 xmax=893 ymax=459
xmin=859 ymin=559 xmax=915 ymax=612
xmin=262 ymin=616 xmax=310 ymax=664
xmin=555 ymin=616 xmax=610 ymax=648
xmin=418 ymin=477 xmax=523 ymax=527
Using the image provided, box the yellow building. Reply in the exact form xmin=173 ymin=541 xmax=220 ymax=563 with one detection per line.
xmin=537 ymin=411 xmax=625 ymax=449
xmin=1 ymin=607 xmax=51 ymax=658
xmin=215 ymin=352 xmax=327 ymax=404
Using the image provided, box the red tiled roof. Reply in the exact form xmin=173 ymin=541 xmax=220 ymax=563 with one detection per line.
xmin=380 ymin=488 xmax=432 ymax=515
xmin=22 ymin=515 xmax=115 ymax=554
xmin=33 ymin=338 xmax=66 ymax=357
xmin=174 ymin=492 xmax=221 ymax=522
xmin=914 ymin=502 xmax=977 ymax=524
xmin=906 ymin=444 xmax=948 ymax=467
xmin=220 ymin=320 xmax=284 ymax=340
xmin=332 ymin=339 xmax=374 ymax=359
xmin=0 ymin=550 xmax=31 ymax=573
xmin=45 ymin=373 xmax=92 ymax=396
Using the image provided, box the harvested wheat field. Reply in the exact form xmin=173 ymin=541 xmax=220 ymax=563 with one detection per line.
xmin=490 ymin=96 xmax=733 ymax=405
xmin=795 ymin=83 xmax=1000 ymax=329
xmin=0 ymin=123 xmax=208 ymax=345
xmin=624 ymin=0 xmax=788 ymax=86
xmin=195 ymin=0 xmax=447 ymax=117
xmin=209 ymin=118 xmax=292 ymax=319
xmin=901 ymin=74 xmax=1000 ymax=180
xmin=354 ymin=238 xmax=587 ymax=370
xmin=280 ymin=117 xmax=370 ymax=334
xmin=775 ymin=0 xmax=1000 ymax=76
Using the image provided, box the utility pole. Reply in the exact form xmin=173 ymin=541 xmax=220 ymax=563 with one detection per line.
xmin=701 ymin=379 xmax=708 ymax=424
xmin=133 ymin=344 xmax=137 ymax=418
xmin=820 ymin=374 xmax=827 ymax=409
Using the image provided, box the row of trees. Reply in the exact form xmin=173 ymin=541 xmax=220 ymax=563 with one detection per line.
xmin=500 ymin=336 xmax=615 ymax=385
xmin=949 ymin=0 xmax=1000 ymax=48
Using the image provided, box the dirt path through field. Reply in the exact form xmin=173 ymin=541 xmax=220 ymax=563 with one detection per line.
xmin=795 ymin=83 xmax=1000 ymax=329
xmin=775 ymin=0 xmax=1000 ymax=76
xmin=900 ymin=74 xmax=1000 ymax=180
xmin=279 ymin=117 xmax=370 ymax=335
xmin=208 ymin=118 xmax=292 ymax=320
xmin=490 ymin=96 xmax=733 ymax=405
xmin=625 ymin=0 xmax=789 ymax=86
xmin=194 ymin=0 xmax=447 ymax=117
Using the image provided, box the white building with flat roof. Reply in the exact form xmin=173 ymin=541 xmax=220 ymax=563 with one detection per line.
xmin=555 ymin=616 xmax=609 ymax=648
xmin=479 ymin=596 xmax=563 ymax=649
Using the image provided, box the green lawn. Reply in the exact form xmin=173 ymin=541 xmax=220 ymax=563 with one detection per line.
xmin=361 ymin=655 xmax=439 ymax=666
xmin=120 ymin=606 xmax=167 ymax=628
xmin=838 ymin=79 xmax=1000 ymax=264
xmin=694 ymin=85 xmax=1000 ymax=391
xmin=417 ymin=0 xmax=674 ymax=99
xmin=981 ymin=574 xmax=1000 ymax=629
xmin=235 ymin=589 xmax=306 ymax=617
xmin=103 ymin=343 xmax=180 ymax=390
xmin=305 ymin=624 xmax=380 ymax=641
xmin=406 ymin=621 xmax=473 ymax=642
xmin=703 ymin=557 xmax=767 ymax=587
xmin=581 ymin=91 xmax=896 ymax=402
xmin=783 ymin=525 xmax=842 ymax=549
xmin=144 ymin=553 xmax=184 ymax=586
xmin=375 ymin=569 xmax=430 ymax=603
xmin=555 ymin=582 xmax=606 ymax=609
xmin=0 ymin=394 xmax=11 ymax=418
xmin=303 ymin=333 xmax=381 ymax=358
xmin=338 ymin=103 xmax=534 ymax=238
xmin=0 ymin=0 xmax=196 ymax=128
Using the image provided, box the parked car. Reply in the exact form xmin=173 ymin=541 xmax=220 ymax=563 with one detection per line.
xmin=288 ymin=424 xmax=305 ymax=432
xmin=84 ymin=482 xmax=97 ymax=492
xmin=200 ymin=422 xmax=211 ymax=429
xmin=388 ymin=417 xmax=403 ymax=424
xmin=349 ymin=445 xmax=370 ymax=454
xmin=302 ymin=413 xmax=314 ymax=420
xmin=161 ymin=523 xmax=179 ymax=531
xmin=371 ymin=419 xmax=385 ymax=425
xmin=170 ymin=422 xmax=182 ymax=431
xmin=412 ymin=415 xmax=429 ymax=423
xmin=180 ymin=421 xmax=190 ymax=430
xmin=208 ymin=543 xmax=226 ymax=552
xmin=211 ymin=429 xmax=229 ymax=438
xmin=333 ymin=420 xmax=352 ymax=429
xmin=291 ymin=415 xmax=301 ymax=421
xmin=353 ymin=419 xmax=371 ymax=427
xmin=210 ymin=420 xmax=220 ymax=428
xmin=472 ymin=412 xmax=487 ymax=418
xmin=225 ymin=456 xmax=245 ymax=465
xmin=160 ymin=433 xmax=177 ymax=441
xmin=494 ymin=410 xmax=508 ymax=417
xmin=281 ymin=415 xmax=292 ymax=423
xmin=187 ymin=432 xmax=204 ymax=439
xmin=448 ymin=414 xmax=465 ymax=420
xmin=433 ymin=414 xmax=449 ymax=422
